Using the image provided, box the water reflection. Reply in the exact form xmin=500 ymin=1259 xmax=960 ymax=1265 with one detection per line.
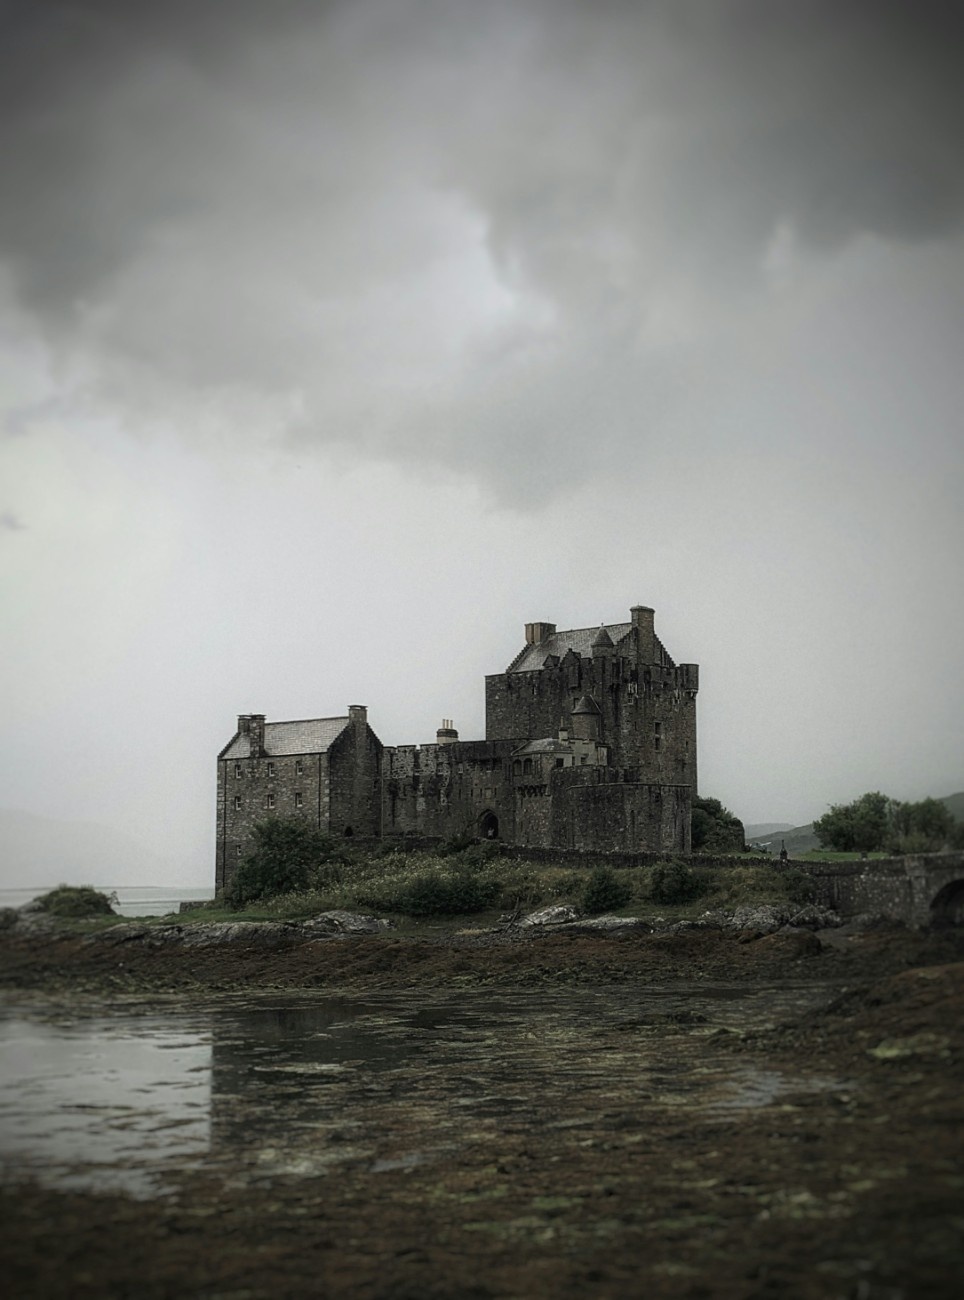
xmin=0 ymin=1013 xmax=211 ymax=1196
xmin=0 ymin=985 xmax=844 ymax=1198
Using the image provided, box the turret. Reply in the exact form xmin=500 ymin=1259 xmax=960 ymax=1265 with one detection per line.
xmin=571 ymin=694 xmax=601 ymax=741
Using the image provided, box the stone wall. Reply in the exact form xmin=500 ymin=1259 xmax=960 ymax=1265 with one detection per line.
xmin=328 ymin=714 xmax=382 ymax=838
xmin=216 ymin=750 xmax=329 ymax=893
xmin=797 ymin=853 xmax=964 ymax=926
xmin=381 ymin=739 xmax=517 ymax=841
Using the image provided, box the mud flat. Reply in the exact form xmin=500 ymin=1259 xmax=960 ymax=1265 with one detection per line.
xmin=1 ymin=922 xmax=962 ymax=1298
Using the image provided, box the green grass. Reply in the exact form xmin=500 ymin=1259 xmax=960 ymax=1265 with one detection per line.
xmin=190 ymin=850 xmax=816 ymax=925
xmin=31 ymin=850 xmax=824 ymax=932
xmin=795 ymin=850 xmax=891 ymax=862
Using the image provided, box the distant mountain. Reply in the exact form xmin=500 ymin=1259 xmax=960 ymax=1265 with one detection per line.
xmin=744 ymin=822 xmax=794 ymax=841
xmin=941 ymin=792 xmax=964 ymax=822
xmin=0 ymin=809 xmax=181 ymax=890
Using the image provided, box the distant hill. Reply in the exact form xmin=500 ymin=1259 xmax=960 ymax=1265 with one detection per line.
xmin=747 ymin=792 xmax=963 ymax=856
xmin=0 ymin=809 xmax=181 ymax=890
xmin=744 ymin=823 xmax=794 ymax=841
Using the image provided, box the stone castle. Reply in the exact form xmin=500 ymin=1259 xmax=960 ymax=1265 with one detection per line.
xmin=215 ymin=605 xmax=698 ymax=891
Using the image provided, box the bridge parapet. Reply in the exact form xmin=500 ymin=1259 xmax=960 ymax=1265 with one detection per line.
xmin=796 ymin=851 xmax=964 ymax=927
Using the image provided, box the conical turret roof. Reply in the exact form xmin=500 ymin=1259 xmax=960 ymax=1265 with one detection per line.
xmin=572 ymin=694 xmax=601 ymax=715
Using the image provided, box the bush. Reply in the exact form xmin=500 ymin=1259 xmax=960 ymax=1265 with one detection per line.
xmin=359 ymin=868 xmax=501 ymax=917
xmin=691 ymin=796 xmax=746 ymax=852
xmin=230 ymin=818 xmax=345 ymax=904
xmin=649 ymin=860 xmax=705 ymax=905
xmin=38 ymin=885 xmax=116 ymax=918
xmin=582 ymin=867 xmax=632 ymax=915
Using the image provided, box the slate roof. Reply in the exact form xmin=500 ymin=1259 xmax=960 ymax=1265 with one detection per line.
xmin=513 ymin=737 xmax=574 ymax=755
xmin=508 ymin=623 xmax=632 ymax=672
xmin=222 ymin=717 xmax=349 ymax=759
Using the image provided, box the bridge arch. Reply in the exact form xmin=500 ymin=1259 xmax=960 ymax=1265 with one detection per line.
xmin=929 ymin=878 xmax=964 ymax=926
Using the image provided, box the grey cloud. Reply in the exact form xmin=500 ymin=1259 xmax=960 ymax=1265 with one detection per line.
xmin=0 ymin=509 xmax=26 ymax=530
xmin=0 ymin=0 xmax=962 ymax=498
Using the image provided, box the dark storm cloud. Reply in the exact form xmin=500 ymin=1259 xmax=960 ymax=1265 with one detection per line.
xmin=1 ymin=0 xmax=962 ymax=493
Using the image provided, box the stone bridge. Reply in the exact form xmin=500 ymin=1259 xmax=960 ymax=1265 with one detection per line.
xmin=797 ymin=851 xmax=964 ymax=928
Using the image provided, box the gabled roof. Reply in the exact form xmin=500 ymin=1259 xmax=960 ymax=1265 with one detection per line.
xmin=508 ymin=623 xmax=632 ymax=672
xmin=222 ymin=717 xmax=349 ymax=760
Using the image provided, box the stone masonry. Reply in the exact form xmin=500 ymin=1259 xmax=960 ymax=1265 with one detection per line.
xmin=215 ymin=605 xmax=699 ymax=891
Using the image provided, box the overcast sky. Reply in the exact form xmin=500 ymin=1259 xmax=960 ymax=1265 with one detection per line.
xmin=2 ymin=0 xmax=962 ymax=886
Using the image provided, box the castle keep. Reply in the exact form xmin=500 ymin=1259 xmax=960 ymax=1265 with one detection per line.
xmin=215 ymin=606 xmax=698 ymax=891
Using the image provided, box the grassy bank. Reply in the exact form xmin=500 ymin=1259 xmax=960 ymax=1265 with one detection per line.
xmin=173 ymin=847 xmax=815 ymax=927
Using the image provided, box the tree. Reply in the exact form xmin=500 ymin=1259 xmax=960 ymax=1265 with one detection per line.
xmin=230 ymin=818 xmax=344 ymax=904
xmin=691 ymin=796 xmax=745 ymax=852
xmin=888 ymin=797 xmax=954 ymax=853
xmin=813 ymin=792 xmax=892 ymax=853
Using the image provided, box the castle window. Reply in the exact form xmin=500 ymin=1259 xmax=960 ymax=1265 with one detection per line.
xmin=267 ymin=762 xmax=275 ymax=777
xmin=236 ymin=845 xmax=243 ymax=856
xmin=555 ymin=758 xmax=564 ymax=768
xmin=266 ymin=793 xmax=276 ymax=809
xmin=234 ymin=763 xmax=243 ymax=779
xmin=295 ymin=760 xmax=304 ymax=776
xmin=654 ymin=722 xmax=662 ymax=752
xmin=295 ymin=792 xmax=303 ymax=809
xmin=233 ymin=796 xmax=242 ymax=810
xmin=523 ymin=758 xmax=532 ymax=775
xmin=513 ymin=760 xmax=521 ymax=775
xmin=580 ymin=755 xmax=587 ymax=765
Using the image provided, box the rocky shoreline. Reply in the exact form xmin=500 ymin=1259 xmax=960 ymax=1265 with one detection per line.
xmin=2 ymin=907 xmax=963 ymax=1298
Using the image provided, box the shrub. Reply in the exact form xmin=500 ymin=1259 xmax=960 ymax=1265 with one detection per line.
xmin=691 ymin=796 xmax=746 ymax=852
xmin=582 ymin=867 xmax=632 ymax=915
xmin=649 ymin=860 xmax=705 ymax=905
xmin=358 ymin=868 xmax=500 ymax=917
xmin=404 ymin=871 xmax=500 ymax=916
xmin=38 ymin=885 xmax=116 ymax=918
xmin=230 ymin=818 xmax=345 ymax=904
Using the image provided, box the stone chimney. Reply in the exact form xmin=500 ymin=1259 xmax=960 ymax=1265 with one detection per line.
xmin=630 ymin=606 xmax=655 ymax=663
xmin=238 ymin=714 xmax=266 ymax=757
xmin=348 ymin=705 xmax=368 ymax=730
xmin=525 ymin=621 xmax=556 ymax=645
xmin=436 ymin=718 xmax=458 ymax=745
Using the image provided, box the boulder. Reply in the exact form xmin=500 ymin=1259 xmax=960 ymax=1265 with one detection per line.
xmin=786 ymin=905 xmax=842 ymax=930
xmin=0 ymin=907 xmax=19 ymax=931
xmin=517 ymin=904 xmax=580 ymax=928
xmin=557 ymin=915 xmax=652 ymax=934
xmin=303 ymin=910 xmax=392 ymax=935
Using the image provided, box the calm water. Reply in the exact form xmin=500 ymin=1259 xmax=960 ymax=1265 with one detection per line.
xmin=0 ymin=886 xmax=214 ymax=917
xmin=0 ymin=986 xmax=844 ymax=1198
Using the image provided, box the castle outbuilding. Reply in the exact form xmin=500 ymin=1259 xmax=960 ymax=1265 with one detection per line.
xmin=215 ymin=605 xmax=698 ymax=891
